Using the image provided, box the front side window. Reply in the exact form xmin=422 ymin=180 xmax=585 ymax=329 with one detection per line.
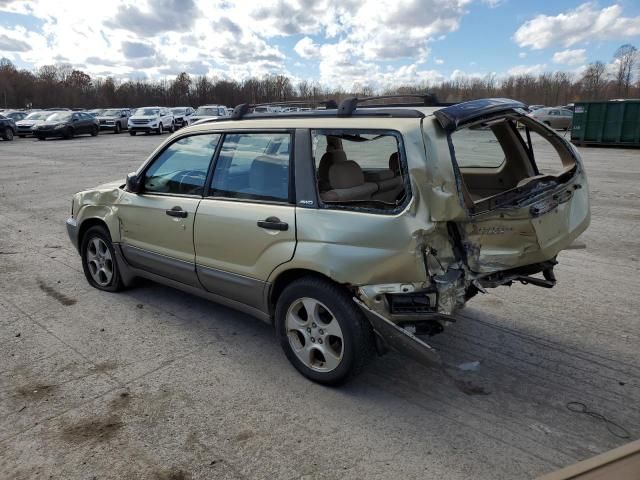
xmin=312 ymin=130 xmax=408 ymax=210
xmin=210 ymin=132 xmax=291 ymax=202
xmin=143 ymin=134 xmax=221 ymax=196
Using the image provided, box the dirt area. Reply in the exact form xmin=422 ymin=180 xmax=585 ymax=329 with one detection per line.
xmin=0 ymin=132 xmax=638 ymax=479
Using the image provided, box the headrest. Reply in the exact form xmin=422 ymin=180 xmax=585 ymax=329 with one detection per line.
xmin=320 ymin=150 xmax=347 ymax=165
xmin=389 ymin=152 xmax=400 ymax=174
xmin=328 ymin=160 xmax=364 ymax=190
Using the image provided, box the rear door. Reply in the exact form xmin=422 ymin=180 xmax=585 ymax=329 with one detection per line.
xmin=118 ymin=133 xmax=221 ymax=286
xmin=194 ymin=131 xmax=296 ymax=311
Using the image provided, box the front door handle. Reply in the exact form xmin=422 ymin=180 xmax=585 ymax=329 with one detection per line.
xmin=257 ymin=216 xmax=288 ymax=231
xmin=166 ymin=206 xmax=188 ymax=218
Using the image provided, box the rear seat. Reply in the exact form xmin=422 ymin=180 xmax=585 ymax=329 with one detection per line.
xmin=320 ymin=160 xmax=378 ymax=202
xmin=371 ymin=152 xmax=405 ymax=202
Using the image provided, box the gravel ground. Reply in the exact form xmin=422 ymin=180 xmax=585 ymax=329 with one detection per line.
xmin=0 ymin=130 xmax=638 ymax=480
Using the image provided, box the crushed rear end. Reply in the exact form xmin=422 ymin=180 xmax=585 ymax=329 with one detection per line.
xmin=356 ymin=99 xmax=590 ymax=367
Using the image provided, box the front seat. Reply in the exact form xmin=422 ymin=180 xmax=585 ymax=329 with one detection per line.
xmin=241 ymin=155 xmax=288 ymax=200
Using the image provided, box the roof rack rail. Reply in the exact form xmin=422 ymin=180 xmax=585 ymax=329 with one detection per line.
xmin=337 ymin=93 xmax=441 ymax=117
xmin=231 ymin=99 xmax=337 ymax=120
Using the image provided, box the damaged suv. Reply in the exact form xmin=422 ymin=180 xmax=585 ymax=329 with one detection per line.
xmin=66 ymin=96 xmax=589 ymax=385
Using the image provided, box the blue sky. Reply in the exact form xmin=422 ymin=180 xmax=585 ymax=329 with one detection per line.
xmin=0 ymin=0 xmax=639 ymax=89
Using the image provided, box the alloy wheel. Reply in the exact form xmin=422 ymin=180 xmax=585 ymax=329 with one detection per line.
xmin=86 ymin=237 xmax=114 ymax=286
xmin=285 ymin=297 xmax=344 ymax=372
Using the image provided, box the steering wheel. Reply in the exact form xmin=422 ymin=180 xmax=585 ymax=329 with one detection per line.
xmin=175 ymin=170 xmax=207 ymax=195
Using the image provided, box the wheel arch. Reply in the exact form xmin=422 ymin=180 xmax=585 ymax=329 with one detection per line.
xmin=267 ymin=268 xmax=348 ymax=317
xmin=78 ymin=218 xmax=112 ymax=249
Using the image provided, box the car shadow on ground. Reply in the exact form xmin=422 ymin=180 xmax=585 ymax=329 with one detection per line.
xmin=119 ymin=279 xmax=639 ymax=460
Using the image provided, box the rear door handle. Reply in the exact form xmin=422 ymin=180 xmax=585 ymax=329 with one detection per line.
xmin=257 ymin=216 xmax=288 ymax=231
xmin=166 ymin=206 xmax=188 ymax=218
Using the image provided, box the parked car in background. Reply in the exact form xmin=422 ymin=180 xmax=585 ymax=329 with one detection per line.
xmin=171 ymin=107 xmax=194 ymax=128
xmin=34 ymin=111 xmax=99 ymax=140
xmin=190 ymin=105 xmax=228 ymax=123
xmin=128 ymin=107 xmax=174 ymax=135
xmin=528 ymin=104 xmax=545 ymax=111
xmin=0 ymin=114 xmax=16 ymax=141
xmin=16 ymin=111 xmax=54 ymax=137
xmin=528 ymin=107 xmax=573 ymax=130
xmin=97 ymin=108 xmax=130 ymax=134
xmin=4 ymin=111 xmax=28 ymax=122
xmin=88 ymin=109 xmax=105 ymax=118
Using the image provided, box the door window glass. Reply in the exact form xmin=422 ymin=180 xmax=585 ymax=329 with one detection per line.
xmin=210 ymin=132 xmax=291 ymax=202
xmin=144 ymin=134 xmax=221 ymax=196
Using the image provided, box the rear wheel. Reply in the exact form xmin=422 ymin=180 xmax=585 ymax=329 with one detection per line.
xmin=2 ymin=127 xmax=14 ymax=141
xmin=81 ymin=226 xmax=124 ymax=292
xmin=275 ymin=276 xmax=376 ymax=385
xmin=64 ymin=127 xmax=74 ymax=139
xmin=169 ymin=121 xmax=175 ymax=133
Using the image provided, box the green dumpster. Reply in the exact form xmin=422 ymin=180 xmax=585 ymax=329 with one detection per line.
xmin=571 ymin=100 xmax=640 ymax=147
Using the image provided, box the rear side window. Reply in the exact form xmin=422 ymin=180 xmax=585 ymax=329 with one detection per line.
xmin=209 ymin=132 xmax=291 ymax=202
xmin=311 ymin=130 xmax=408 ymax=211
xmin=144 ymin=134 xmax=221 ymax=195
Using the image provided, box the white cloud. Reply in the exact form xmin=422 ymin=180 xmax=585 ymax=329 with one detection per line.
xmin=514 ymin=3 xmax=640 ymax=50
xmin=552 ymin=48 xmax=586 ymax=65
xmin=518 ymin=52 xmax=527 ymax=59
xmin=434 ymin=58 xmax=444 ymax=64
xmin=481 ymin=0 xmax=505 ymax=8
xmin=507 ymin=63 xmax=547 ymax=76
xmin=294 ymin=37 xmax=320 ymax=59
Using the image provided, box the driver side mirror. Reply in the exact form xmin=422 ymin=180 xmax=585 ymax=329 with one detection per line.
xmin=126 ymin=172 xmax=143 ymax=193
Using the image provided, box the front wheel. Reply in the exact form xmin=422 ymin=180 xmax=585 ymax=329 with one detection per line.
xmin=114 ymin=123 xmax=121 ymax=134
xmin=169 ymin=122 xmax=175 ymax=133
xmin=81 ymin=226 xmax=124 ymax=292
xmin=275 ymin=276 xmax=375 ymax=385
xmin=156 ymin=123 xmax=163 ymax=135
xmin=90 ymin=125 xmax=99 ymax=136
xmin=129 ymin=130 xmax=136 ymax=136
xmin=3 ymin=127 xmax=14 ymax=141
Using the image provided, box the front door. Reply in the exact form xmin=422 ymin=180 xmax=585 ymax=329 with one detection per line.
xmin=194 ymin=131 xmax=296 ymax=311
xmin=118 ymin=133 xmax=222 ymax=286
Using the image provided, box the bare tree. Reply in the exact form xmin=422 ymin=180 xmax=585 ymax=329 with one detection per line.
xmin=613 ymin=44 xmax=638 ymax=97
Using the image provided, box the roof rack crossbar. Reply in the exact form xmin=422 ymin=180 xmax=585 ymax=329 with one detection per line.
xmin=337 ymin=93 xmax=440 ymax=117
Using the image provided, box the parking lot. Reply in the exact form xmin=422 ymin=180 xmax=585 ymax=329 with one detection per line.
xmin=0 ymin=132 xmax=638 ymax=479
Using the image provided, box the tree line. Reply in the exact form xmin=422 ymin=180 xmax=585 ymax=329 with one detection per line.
xmin=0 ymin=44 xmax=637 ymax=110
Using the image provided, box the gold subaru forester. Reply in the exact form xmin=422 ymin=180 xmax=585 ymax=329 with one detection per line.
xmin=66 ymin=96 xmax=590 ymax=384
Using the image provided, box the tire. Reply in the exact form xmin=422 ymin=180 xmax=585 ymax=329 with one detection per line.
xmin=80 ymin=225 xmax=124 ymax=292
xmin=129 ymin=131 xmax=136 ymax=136
xmin=169 ymin=122 xmax=175 ymax=133
xmin=64 ymin=127 xmax=74 ymax=140
xmin=36 ymin=135 xmax=45 ymax=141
xmin=18 ymin=135 xmax=26 ymax=138
xmin=114 ymin=123 xmax=121 ymax=134
xmin=3 ymin=127 xmax=14 ymax=141
xmin=91 ymin=125 xmax=99 ymax=136
xmin=156 ymin=123 xmax=163 ymax=135
xmin=275 ymin=276 xmax=376 ymax=385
